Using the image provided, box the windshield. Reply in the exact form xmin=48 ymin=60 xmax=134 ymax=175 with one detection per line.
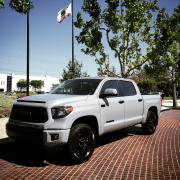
xmin=50 ymin=79 xmax=102 ymax=95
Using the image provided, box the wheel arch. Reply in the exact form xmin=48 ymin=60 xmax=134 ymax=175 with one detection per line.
xmin=148 ymin=106 xmax=158 ymax=125
xmin=71 ymin=115 xmax=99 ymax=138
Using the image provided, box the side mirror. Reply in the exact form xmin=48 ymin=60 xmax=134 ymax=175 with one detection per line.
xmin=103 ymin=88 xmax=118 ymax=97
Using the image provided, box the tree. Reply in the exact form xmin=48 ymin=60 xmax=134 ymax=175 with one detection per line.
xmin=9 ymin=0 xmax=33 ymax=14
xmin=138 ymin=79 xmax=157 ymax=94
xmin=74 ymin=0 xmax=158 ymax=77
xmin=9 ymin=0 xmax=34 ymax=96
xmin=51 ymin=84 xmax=59 ymax=90
xmin=62 ymin=60 xmax=89 ymax=81
xmin=139 ymin=64 xmax=171 ymax=95
xmin=151 ymin=6 xmax=180 ymax=107
xmin=17 ymin=79 xmax=27 ymax=92
xmin=97 ymin=63 xmax=118 ymax=77
xmin=30 ymin=80 xmax=44 ymax=92
xmin=0 ymin=0 xmax=4 ymax=9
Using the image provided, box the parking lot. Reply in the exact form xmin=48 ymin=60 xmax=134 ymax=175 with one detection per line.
xmin=0 ymin=110 xmax=180 ymax=179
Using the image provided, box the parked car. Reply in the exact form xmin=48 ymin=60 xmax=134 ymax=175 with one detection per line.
xmin=6 ymin=77 xmax=161 ymax=163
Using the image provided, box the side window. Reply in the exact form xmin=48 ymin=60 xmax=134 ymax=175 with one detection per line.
xmin=118 ymin=80 xmax=137 ymax=96
xmin=100 ymin=80 xmax=118 ymax=96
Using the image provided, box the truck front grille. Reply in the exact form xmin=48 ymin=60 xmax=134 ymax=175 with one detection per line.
xmin=10 ymin=105 xmax=48 ymax=123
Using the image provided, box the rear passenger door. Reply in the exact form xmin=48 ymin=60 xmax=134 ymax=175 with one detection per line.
xmin=117 ymin=80 xmax=143 ymax=126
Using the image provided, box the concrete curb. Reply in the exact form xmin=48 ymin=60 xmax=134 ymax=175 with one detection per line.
xmin=160 ymin=106 xmax=180 ymax=112
xmin=0 ymin=117 xmax=8 ymax=139
xmin=161 ymin=107 xmax=172 ymax=112
xmin=172 ymin=107 xmax=180 ymax=110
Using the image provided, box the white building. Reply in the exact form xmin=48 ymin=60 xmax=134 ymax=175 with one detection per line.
xmin=0 ymin=73 xmax=61 ymax=92
xmin=0 ymin=73 xmax=7 ymax=92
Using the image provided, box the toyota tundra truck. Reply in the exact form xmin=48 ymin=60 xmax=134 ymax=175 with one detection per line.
xmin=6 ymin=77 xmax=161 ymax=163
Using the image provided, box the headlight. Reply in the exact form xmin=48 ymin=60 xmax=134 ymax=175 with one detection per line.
xmin=51 ymin=106 xmax=73 ymax=119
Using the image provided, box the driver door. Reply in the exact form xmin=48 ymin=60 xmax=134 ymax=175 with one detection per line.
xmin=98 ymin=80 xmax=125 ymax=134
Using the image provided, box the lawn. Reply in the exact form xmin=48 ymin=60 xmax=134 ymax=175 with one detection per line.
xmin=0 ymin=93 xmax=17 ymax=118
xmin=164 ymin=96 xmax=173 ymax=100
xmin=0 ymin=92 xmax=36 ymax=118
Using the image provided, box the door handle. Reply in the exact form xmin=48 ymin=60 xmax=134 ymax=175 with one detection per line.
xmin=138 ymin=99 xmax=142 ymax=102
xmin=119 ymin=100 xmax=124 ymax=104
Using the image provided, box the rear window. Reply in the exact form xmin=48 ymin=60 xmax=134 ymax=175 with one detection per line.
xmin=118 ymin=80 xmax=137 ymax=96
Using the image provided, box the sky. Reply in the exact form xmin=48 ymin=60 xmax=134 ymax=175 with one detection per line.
xmin=0 ymin=0 xmax=179 ymax=78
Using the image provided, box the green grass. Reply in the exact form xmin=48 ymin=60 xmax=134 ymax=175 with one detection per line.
xmin=164 ymin=96 xmax=173 ymax=100
xmin=0 ymin=92 xmax=37 ymax=118
xmin=0 ymin=93 xmax=17 ymax=118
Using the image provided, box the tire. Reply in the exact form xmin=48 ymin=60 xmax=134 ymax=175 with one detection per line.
xmin=142 ymin=111 xmax=157 ymax=135
xmin=68 ymin=124 xmax=96 ymax=163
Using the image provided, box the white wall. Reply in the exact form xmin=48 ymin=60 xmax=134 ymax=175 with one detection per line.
xmin=0 ymin=73 xmax=7 ymax=91
xmin=0 ymin=73 xmax=60 ymax=92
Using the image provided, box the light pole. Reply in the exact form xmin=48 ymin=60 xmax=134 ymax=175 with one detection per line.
xmin=72 ymin=0 xmax=74 ymax=72
xmin=26 ymin=11 xmax=30 ymax=96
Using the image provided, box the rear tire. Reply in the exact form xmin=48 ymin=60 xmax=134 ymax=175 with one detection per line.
xmin=142 ymin=111 xmax=157 ymax=135
xmin=68 ymin=124 xmax=96 ymax=163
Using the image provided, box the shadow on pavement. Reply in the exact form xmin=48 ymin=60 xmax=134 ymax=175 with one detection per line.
xmin=0 ymin=138 xmax=48 ymax=167
xmin=0 ymin=138 xmax=80 ymax=166
xmin=0 ymin=126 xmax=143 ymax=167
xmin=98 ymin=125 xmax=143 ymax=146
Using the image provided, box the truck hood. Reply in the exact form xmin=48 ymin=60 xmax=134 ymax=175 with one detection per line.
xmin=17 ymin=94 xmax=88 ymax=107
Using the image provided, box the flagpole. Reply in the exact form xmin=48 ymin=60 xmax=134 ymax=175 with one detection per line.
xmin=72 ymin=0 xmax=74 ymax=72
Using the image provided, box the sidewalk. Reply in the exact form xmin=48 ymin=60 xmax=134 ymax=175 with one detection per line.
xmin=0 ymin=117 xmax=8 ymax=139
xmin=161 ymin=99 xmax=180 ymax=111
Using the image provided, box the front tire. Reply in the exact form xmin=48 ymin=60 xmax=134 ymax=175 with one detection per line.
xmin=68 ymin=124 xmax=96 ymax=163
xmin=142 ymin=111 xmax=157 ymax=135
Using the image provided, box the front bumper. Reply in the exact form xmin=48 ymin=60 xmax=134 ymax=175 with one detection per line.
xmin=6 ymin=123 xmax=70 ymax=146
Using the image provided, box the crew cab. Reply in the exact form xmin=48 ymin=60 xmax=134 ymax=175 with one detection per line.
xmin=6 ymin=77 xmax=161 ymax=163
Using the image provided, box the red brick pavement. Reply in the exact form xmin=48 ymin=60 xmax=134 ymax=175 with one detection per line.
xmin=0 ymin=110 xmax=180 ymax=180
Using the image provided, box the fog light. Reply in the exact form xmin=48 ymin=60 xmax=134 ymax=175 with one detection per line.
xmin=51 ymin=134 xmax=59 ymax=141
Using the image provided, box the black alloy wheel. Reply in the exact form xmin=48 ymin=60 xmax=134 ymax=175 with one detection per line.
xmin=68 ymin=124 xmax=96 ymax=163
xmin=142 ymin=111 xmax=157 ymax=135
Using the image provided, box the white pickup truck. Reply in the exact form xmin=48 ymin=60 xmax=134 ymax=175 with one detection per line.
xmin=6 ymin=77 xmax=161 ymax=163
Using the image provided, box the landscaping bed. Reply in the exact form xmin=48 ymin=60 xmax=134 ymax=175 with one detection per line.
xmin=0 ymin=93 xmax=17 ymax=118
xmin=0 ymin=92 xmax=38 ymax=118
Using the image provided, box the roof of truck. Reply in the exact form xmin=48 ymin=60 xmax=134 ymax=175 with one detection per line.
xmin=74 ymin=76 xmax=130 ymax=81
xmin=74 ymin=76 xmax=118 ymax=79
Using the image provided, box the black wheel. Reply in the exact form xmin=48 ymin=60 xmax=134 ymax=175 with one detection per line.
xmin=142 ymin=111 xmax=157 ymax=135
xmin=68 ymin=124 xmax=96 ymax=163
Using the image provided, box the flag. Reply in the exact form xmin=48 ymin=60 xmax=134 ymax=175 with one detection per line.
xmin=57 ymin=3 xmax=72 ymax=23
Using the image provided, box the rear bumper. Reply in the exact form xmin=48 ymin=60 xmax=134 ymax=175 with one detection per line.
xmin=6 ymin=123 xmax=70 ymax=146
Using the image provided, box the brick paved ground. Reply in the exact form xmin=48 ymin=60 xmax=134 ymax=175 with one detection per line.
xmin=0 ymin=110 xmax=180 ymax=180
